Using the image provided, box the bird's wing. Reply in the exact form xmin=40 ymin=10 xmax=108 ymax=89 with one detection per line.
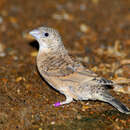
xmin=92 ymin=77 xmax=114 ymax=85
xmin=43 ymin=60 xmax=97 ymax=77
xmin=68 ymin=62 xmax=114 ymax=86
xmin=42 ymin=54 xmax=114 ymax=86
xmin=42 ymin=64 xmax=79 ymax=77
xmin=61 ymin=65 xmax=115 ymax=86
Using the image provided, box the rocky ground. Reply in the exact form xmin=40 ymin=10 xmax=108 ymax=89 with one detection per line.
xmin=0 ymin=0 xmax=130 ymax=129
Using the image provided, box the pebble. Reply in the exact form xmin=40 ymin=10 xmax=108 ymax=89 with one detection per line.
xmin=0 ymin=52 xmax=5 ymax=57
xmin=0 ymin=43 xmax=4 ymax=52
xmin=16 ymin=77 xmax=23 ymax=82
xmin=76 ymin=114 xmax=82 ymax=120
xmin=92 ymin=0 xmax=99 ymax=4
xmin=13 ymin=56 xmax=18 ymax=60
xmin=52 ymin=12 xmax=73 ymax=21
xmin=80 ymin=4 xmax=86 ymax=11
xmin=9 ymin=16 xmax=19 ymax=28
xmin=50 ymin=121 xmax=55 ymax=125
xmin=80 ymin=24 xmax=89 ymax=33
xmin=0 ymin=43 xmax=6 ymax=57
xmin=113 ymin=84 xmax=130 ymax=94
xmin=0 ymin=16 xmax=3 ymax=24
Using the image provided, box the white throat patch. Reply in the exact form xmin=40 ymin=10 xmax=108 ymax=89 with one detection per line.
xmin=39 ymin=41 xmax=50 ymax=53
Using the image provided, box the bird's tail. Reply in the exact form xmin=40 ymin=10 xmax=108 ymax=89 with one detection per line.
xmin=99 ymin=93 xmax=130 ymax=114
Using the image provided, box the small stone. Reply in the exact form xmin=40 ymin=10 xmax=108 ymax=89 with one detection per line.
xmin=50 ymin=121 xmax=55 ymax=125
xmin=76 ymin=114 xmax=82 ymax=120
xmin=121 ymin=59 xmax=130 ymax=65
xmin=80 ymin=4 xmax=86 ymax=11
xmin=113 ymin=78 xmax=130 ymax=94
xmin=0 ymin=16 xmax=3 ymax=24
xmin=92 ymin=0 xmax=99 ymax=4
xmin=39 ymin=128 xmax=42 ymax=130
xmin=9 ymin=16 xmax=19 ymax=28
xmin=63 ymin=13 xmax=70 ymax=20
xmin=9 ymin=16 xmax=17 ymax=24
xmin=0 ymin=52 xmax=6 ymax=57
xmin=52 ymin=14 xmax=62 ymax=20
xmin=17 ymin=89 xmax=20 ymax=94
xmin=83 ymin=56 xmax=89 ymax=63
xmin=16 ymin=77 xmax=23 ymax=82
xmin=13 ymin=56 xmax=18 ymax=60
xmin=0 ymin=43 xmax=5 ymax=52
xmin=0 ymin=43 xmax=6 ymax=57
xmin=80 ymin=24 xmax=89 ymax=33
xmin=52 ymin=12 xmax=73 ymax=21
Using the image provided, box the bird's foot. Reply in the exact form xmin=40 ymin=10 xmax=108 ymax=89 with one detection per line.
xmin=54 ymin=102 xmax=61 ymax=107
xmin=54 ymin=96 xmax=73 ymax=107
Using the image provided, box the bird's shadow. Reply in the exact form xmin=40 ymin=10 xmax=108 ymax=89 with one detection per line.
xmin=29 ymin=40 xmax=39 ymax=50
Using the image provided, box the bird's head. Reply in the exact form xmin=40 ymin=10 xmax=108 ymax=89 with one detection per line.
xmin=29 ymin=26 xmax=63 ymax=52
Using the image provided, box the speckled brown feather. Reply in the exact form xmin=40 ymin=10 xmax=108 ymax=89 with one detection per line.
xmin=37 ymin=49 xmax=97 ymax=77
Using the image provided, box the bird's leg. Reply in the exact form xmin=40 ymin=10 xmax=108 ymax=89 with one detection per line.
xmin=54 ymin=95 xmax=73 ymax=107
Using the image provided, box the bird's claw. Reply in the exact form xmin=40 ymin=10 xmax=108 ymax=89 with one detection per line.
xmin=54 ymin=102 xmax=61 ymax=107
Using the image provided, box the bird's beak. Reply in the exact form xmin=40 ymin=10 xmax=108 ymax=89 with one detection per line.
xmin=29 ymin=29 xmax=40 ymax=40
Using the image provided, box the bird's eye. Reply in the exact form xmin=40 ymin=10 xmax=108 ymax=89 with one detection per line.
xmin=44 ymin=32 xmax=49 ymax=37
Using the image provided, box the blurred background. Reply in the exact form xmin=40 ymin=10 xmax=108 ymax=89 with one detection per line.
xmin=0 ymin=0 xmax=130 ymax=129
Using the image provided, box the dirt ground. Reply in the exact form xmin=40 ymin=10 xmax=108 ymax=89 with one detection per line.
xmin=0 ymin=0 xmax=130 ymax=129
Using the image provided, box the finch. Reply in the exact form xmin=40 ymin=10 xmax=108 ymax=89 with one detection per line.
xmin=29 ymin=26 xmax=130 ymax=114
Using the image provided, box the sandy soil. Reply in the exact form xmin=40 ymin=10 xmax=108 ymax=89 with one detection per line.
xmin=0 ymin=0 xmax=130 ymax=129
